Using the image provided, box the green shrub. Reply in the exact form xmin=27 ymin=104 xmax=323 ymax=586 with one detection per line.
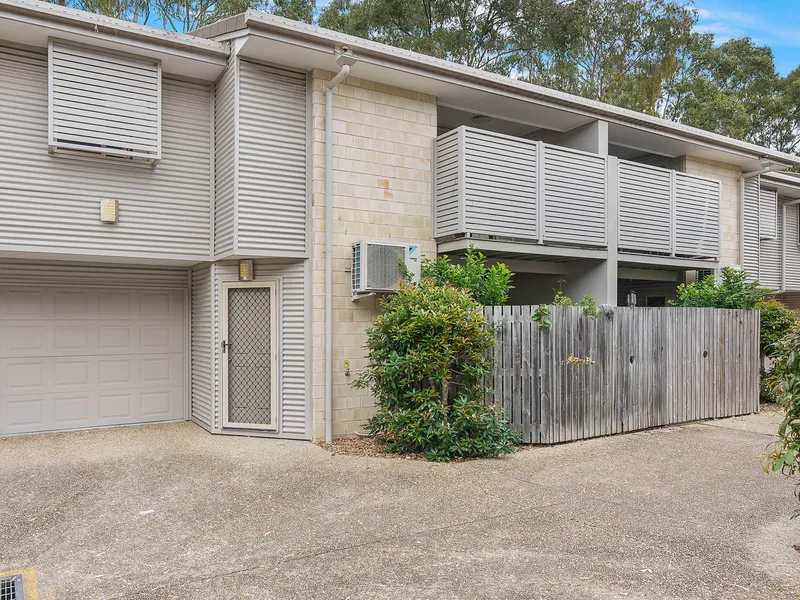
xmin=421 ymin=244 xmax=513 ymax=305
xmin=355 ymin=278 xmax=521 ymax=461
xmin=757 ymin=299 xmax=798 ymax=358
xmin=670 ymin=267 xmax=767 ymax=309
xmin=766 ymin=324 xmax=800 ymax=517
xmin=531 ymin=281 xmax=602 ymax=329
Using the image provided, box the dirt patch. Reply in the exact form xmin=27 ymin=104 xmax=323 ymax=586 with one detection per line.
xmin=760 ymin=402 xmax=785 ymax=414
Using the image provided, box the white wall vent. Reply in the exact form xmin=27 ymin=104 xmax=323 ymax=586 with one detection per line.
xmin=352 ymin=241 xmax=421 ymax=296
xmin=48 ymin=40 xmax=161 ymax=164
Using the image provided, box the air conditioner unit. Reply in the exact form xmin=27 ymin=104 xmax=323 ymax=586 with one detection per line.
xmin=351 ymin=241 xmax=421 ymax=297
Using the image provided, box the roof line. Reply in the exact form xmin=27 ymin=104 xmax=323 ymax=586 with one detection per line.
xmin=0 ymin=0 xmax=229 ymax=57
xmin=228 ymin=10 xmax=799 ymax=166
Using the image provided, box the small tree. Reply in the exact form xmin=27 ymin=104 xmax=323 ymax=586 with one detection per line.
xmin=767 ymin=325 xmax=800 ymax=517
xmin=421 ymin=245 xmax=513 ymax=305
xmin=356 ymin=278 xmax=520 ymax=461
xmin=669 ymin=267 xmax=767 ymax=309
xmin=758 ymin=299 xmax=798 ymax=358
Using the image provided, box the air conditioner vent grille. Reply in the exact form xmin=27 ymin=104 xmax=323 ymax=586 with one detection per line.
xmin=365 ymin=243 xmax=405 ymax=290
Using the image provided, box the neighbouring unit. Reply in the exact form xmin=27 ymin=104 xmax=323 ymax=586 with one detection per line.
xmin=351 ymin=240 xmax=421 ymax=298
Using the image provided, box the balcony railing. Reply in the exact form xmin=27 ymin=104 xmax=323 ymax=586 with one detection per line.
xmin=434 ymin=126 xmax=722 ymax=260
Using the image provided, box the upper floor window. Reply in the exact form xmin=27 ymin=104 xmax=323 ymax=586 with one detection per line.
xmin=48 ymin=40 xmax=161 ymax=165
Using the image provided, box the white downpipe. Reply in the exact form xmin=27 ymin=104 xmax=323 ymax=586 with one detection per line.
xmin=324 ymin=62 xmax=351 ymax=444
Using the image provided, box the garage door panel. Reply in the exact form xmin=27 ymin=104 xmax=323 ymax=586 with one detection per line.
xmin=1 ymin=286 xmax=185 ymax=435
xmin=2 ymin=320 xmax=183 ymax=357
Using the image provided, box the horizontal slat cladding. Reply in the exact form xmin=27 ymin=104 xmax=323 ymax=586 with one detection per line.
xmin=0 ymin=259 xmax=188 ymax=288
xmin=434 ymin=130 xmax=461 ymax=237
xmin=191 ymin=264 xmax=213 ymax=431
xmin=674 ymin=173 xmax=720 ymax=257
xmin=761 ymin=188 xmax=778 ymax=239
xmin=212 ymin=260 xmax=308 ymax=437
xmin=50 ymin=41 xmax=159 ymax=161
xmin=237 ymin=60 xmax=307 ymax=255
xmin=743 ymin=177 xmax=760 ymax=274
xmin=618 ymin=160 xmax=671 ymax=252
xmin=463 ymin=129 xmax=537 ymax=240
xmin=543 ymin=145 xmax=605 ymax=245
xmin=0 ymin=46 xmax=212 ymax=259
xmin=214 ymin=61 xmax=236 ymax=257
xmin=785 ymin=203 xmax=800 ymax=291
xmin=760 ymin=205 xmax=782 ymax=289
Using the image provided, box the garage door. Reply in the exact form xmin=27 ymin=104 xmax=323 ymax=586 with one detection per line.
xmin=0 ymin=287 xmax=185 ymax=435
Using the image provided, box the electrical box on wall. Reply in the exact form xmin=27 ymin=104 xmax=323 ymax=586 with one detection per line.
xmin=351 ymin=241 xmax=421 ymax=298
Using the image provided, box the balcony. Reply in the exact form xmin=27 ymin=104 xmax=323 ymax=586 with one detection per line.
xmin=434 ymin=126 xmax=722 ymax=263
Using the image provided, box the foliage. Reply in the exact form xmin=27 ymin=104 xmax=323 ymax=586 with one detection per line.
xmin=669 ymin=267 xmax=767 ymax=309
xmin=356 ymin=278 xmax=521 ymax=461
xmin=531 ymin=281 xmax=601 ymax=329
xmin=47 ymin=0 xmax=314 ymax=31
xmin=765 ymin=325 xmax=800 ymax=517
xmin=420 ymin=245 xmax=513 ymax=305
xmin=758 ymin=299 xmax=798 ymax=358
xmin=661 ymin=36 xmax=800 ymax=155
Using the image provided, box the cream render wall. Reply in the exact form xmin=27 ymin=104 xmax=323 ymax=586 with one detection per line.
xmin=310 ymin=70 xmax=437 ymax=438
xmin=684 ymin=157 xmax=742 ymax=266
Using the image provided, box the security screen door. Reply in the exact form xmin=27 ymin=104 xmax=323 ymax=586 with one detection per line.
xmin=222 ymin=282 xmax=277 ymax=430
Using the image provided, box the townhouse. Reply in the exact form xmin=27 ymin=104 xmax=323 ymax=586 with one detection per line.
xmin=0 ymin=0 xmax=797 ymax=440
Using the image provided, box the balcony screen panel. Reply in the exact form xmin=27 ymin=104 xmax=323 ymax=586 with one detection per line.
xmin=542 ymin=145 xmax=605 ymax=246
xmin=674 ymin=173 xmax=720 ymax=258
xmin=49 ymin=41 xmax=160 ymax=161
xmin=760 ymin=188 xmax=778 ymax=239
xmin=742 ymin=176 xmax=760 ymax=274
xmin=434 ymin=129 xmax=462 ymax=238
xmin=786 ymin=203 xmax=800 ymax=290
xmin=462 ymin=129 xmax=537 ymax=240
xmin=760 ymin=205 xmax=782 ymax=289
xmin=618 ymin=161 xmax=671 ymax=253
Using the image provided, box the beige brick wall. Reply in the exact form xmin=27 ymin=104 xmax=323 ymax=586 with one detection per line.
xmin=684 ymin=156 xmax=741 ymax=266
xmin=310 ymin=70 xmax=437 ymax=438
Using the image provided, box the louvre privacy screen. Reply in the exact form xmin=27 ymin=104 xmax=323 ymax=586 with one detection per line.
xmin=485 ymin=305 xmax=760 ymax=444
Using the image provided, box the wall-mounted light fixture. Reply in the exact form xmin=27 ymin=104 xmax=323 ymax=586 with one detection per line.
xmin=238 ymin=259 xmax=254 ymax=282
xmin=100 ymin=199 xmax=118 ymax=223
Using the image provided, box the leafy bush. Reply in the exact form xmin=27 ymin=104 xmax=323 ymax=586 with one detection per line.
xmin=670 ymin=267 xmax=767 ymax=309
xmin=766 ymin=324 xmax=800 ymax=516
xmin=757 ymin=299 xmax=798 ymax=358
xmin=421 ymin=245 xmax=513 ymax=305
xmin=356 ymin=278 xmax=521 ymax=461
xmin=531 ymin=281 xmax=602 ymax=329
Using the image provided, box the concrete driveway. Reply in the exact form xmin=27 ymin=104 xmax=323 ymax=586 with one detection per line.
xmin=2 ymin=411 xmax=799 ymax=600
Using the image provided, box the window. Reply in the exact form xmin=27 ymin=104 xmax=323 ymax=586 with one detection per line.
xmin=48 ymin=40 xmax=161 ymax=164
xmin=760 ymin=188 xmax=778 ymax=240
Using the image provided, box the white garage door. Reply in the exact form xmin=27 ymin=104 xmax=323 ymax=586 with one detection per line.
xmin=0 ymin=287 xmax=185 ymax=435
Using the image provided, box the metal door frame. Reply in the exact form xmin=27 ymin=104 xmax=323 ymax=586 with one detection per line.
xmin=221 ymin=281 xmax=278 ymax=430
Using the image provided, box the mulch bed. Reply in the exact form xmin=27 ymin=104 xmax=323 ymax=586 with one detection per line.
xmin=316 ymin=435 xmax=427 ymax=460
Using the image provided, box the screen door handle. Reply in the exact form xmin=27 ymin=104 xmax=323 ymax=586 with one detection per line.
xmin=222 ymin=340 xmax=231 ymax=353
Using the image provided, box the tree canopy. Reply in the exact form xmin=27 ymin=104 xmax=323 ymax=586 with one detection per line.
xmin=44 ymin=0 xmax=800 ymax=157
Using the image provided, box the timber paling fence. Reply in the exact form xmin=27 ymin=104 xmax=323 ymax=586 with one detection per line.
xmin=485 ymin=305 xmax=761 ymax=444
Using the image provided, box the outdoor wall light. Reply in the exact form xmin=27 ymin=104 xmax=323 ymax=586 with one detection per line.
xmin=238 ymin=259 xmax=254 ymax=282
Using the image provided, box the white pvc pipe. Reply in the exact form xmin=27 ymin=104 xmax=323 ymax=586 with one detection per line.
xmin=324 ymin=63 xmax=350 ymax=444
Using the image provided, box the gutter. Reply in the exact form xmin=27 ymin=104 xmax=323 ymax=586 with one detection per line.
xmin=324 ymin=48 xmax=358 ymax=443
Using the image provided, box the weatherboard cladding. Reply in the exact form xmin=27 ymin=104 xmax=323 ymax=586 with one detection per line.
xmin=237 ymin=59 xmax=307 ymax=256
xmin=0 ymin=44 xmax=212 ymax=259
xmin=211 ymin=260 xmax=308 ymax=438
xmin=214 ymin=58 xmax=237 ymax=257
xmin=190 ymin=263 xmax=214 ymax=431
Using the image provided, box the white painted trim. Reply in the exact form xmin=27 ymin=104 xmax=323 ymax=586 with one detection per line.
xmin=221 ymin=280 xmax=278 ymax=431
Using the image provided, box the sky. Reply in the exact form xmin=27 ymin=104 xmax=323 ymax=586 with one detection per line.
xmin=694 ymin=0 xmax=800 ymax=75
